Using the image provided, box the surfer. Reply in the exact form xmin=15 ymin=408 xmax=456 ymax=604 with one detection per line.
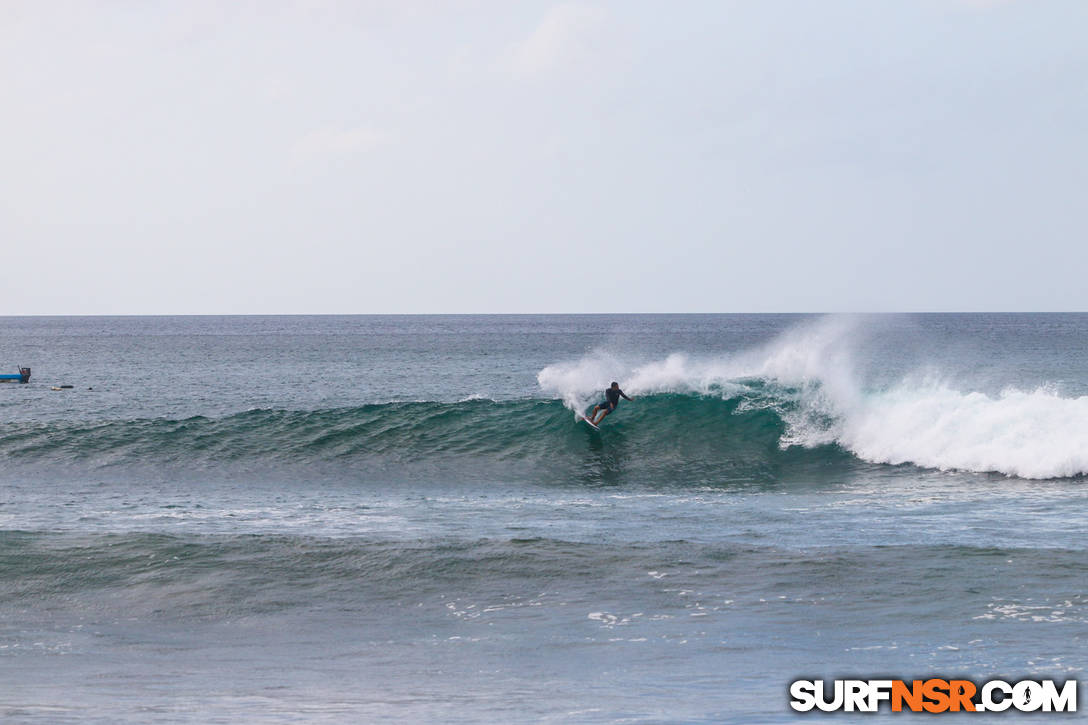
xmin=589 ymin=382 xmax=633 ymax=425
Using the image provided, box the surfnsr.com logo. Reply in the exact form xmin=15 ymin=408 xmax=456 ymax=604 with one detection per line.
xmin=789 ymin=679 xmax=1077 ymax=713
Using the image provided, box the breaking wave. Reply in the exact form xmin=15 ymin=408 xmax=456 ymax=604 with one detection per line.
xmin=538 ymin=316 xmax=1088 ymax=480
xmin=1 ymin=318 xmax=1084 ymax=481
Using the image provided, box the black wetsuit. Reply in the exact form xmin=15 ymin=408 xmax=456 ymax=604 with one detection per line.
xmin=599 ymin=387 xmax=630 ymax=411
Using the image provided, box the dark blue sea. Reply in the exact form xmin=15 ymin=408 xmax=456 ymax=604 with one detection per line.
xmin=1 ymin=314 xmax=1086 ymax=723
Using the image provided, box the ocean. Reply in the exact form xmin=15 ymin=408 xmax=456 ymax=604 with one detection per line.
xmin=1 ymin=313 xmax=1085 ymax=723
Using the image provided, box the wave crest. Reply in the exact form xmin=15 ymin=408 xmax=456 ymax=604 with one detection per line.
xmin=538 ymin=317 xmax=1088 ymax=479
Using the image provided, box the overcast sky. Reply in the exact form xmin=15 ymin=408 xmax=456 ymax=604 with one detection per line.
xmin=2 ymin=1 xmax=1086 ymax=314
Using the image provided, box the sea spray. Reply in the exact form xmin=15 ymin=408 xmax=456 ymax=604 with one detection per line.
xmin=537 ymin=316 xmax=1088 ymax=479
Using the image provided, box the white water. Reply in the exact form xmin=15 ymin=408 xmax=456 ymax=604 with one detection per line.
xmin=538 ymin=316 xmax=1088 ymax=479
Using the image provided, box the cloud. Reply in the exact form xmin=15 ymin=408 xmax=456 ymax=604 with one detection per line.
xmin=506 ymin=3 xmax=606 ymax=75
xmin=290 ymin=125 xmax=389 ymax=163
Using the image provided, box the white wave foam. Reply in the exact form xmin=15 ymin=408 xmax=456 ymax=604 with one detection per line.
xmin=537 ymin=316 xmax=1088 ymax=479
xmin=832 ymin=381 xmax=1088 ymax=479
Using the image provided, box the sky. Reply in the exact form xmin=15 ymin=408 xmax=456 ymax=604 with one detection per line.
xmin=2 ymin=0 xmax=1086 ymax=314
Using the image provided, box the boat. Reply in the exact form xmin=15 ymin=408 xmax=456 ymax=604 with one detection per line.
xmin=0 ymin=367 xmax=31 ymax=383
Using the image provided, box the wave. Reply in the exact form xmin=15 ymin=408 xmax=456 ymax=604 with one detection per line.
xmin=2 ymin=317 xmax=1084 ymax=481
xmin=5 ymin=530 xmax=1086 ymax=620
xmin=2 ymin=384 xmax=1083 ymax=481
xmin=0 ymin=395 xmax=837 ymax=485
xmin=538 ymin=316 xmax=1088 ymax=480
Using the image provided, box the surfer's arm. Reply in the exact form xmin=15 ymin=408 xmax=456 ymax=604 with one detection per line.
xmin=620 ymin=390 xmax=633 ymax=401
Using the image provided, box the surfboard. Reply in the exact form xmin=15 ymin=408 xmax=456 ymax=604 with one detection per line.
xmin=577 ymin=413 xmax=600 ymax=430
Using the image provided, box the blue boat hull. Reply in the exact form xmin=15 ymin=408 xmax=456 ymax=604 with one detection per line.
xmin=0 ymin=368 xmax=31 ymax=383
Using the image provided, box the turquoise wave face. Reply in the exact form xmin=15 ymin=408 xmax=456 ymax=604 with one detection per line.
xmin=0 ymin=394 xmax=866 ymax=486
xmin=7 ymin=385 xmax=1084 ymax=482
